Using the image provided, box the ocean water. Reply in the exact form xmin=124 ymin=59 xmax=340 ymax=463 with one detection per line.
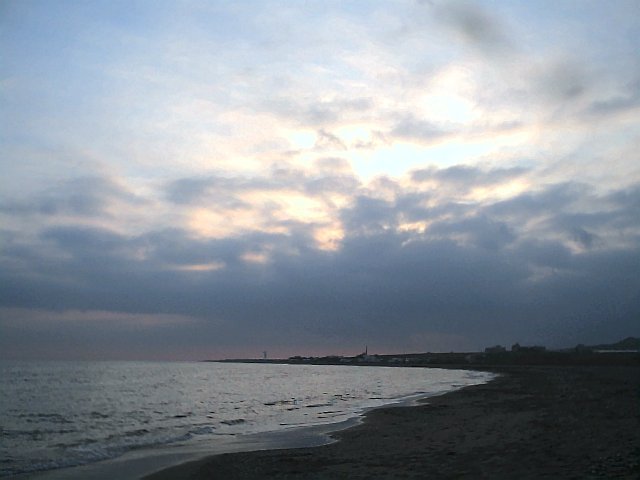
xmin=0 ymin=361 xmax=492 ymax=478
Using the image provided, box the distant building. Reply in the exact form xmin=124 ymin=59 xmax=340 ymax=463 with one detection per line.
xmin=356 ymin=353 xmax=381 ymax=363
xmin=354 ymin=346 xmax=381 ymax=363
xmin=390 ymin=357 xmax=407 ymax=363
xmin=484 ymin=345 xmax=506 ymax=353
xmin=511 ymin=343 xmax=546 ymax=353
xmin=574 ymin=344 xmax=592 ymax=353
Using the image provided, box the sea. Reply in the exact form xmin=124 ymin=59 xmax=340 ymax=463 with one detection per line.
xmin=0 ymin=361 xmax=494 ymax=479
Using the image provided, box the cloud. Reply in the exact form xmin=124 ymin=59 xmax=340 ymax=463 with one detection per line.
xmin=534 ymin=58 xmax=591 ymax=103
xmin=0 ymin=307 xmax=198 ymax=328
xmin=1 ymin=1 xmax=638 ymax=359
xmin=427 ymin=215 xmax=516 ymax=250
xmin=159 ymin=166 xmax=360 ymax=250
xmin=423 ymin=2 xmax=637 ymax=134
xmin=164 ymin=165 xmax=360 ymax=206
xmin=340 ymin=195 xmax=397 ymax=235
xmin=586 ymin=77 xmax=640 ymax=117
xmin=263 ymin=96 xmax=376 ymax=128
xmin=390 ymin=115 xmax=452 ymax=144
xmin=3 ymin=165 xmax=638 ymax=352
xmin=0 ymin=307 xmax=206 ymax=360
xmin=411 ymin=164 xmax=527 ymax=186
xmin=433 ymin=0 xmax=514 ymax=57
xmin=314 ymin=129 xmax=348 ymax=151
xmin=164 ymin=175 xmax=252 ymax=207
xmin=7 ymin=173 xmax=638 ymax=358
xmin=0 ymin=176 xmax=144 ymax=218
xmin=487 ymin=182 xmax=590 ymax=218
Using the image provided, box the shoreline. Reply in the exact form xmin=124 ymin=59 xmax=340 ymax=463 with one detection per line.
xmin=14 ymin=366 xmax=490 ymax=480
xmin=18 ymin=419 xmax=359 ymax=480
xmin=145 ymin=365 xmax=639 ymax=479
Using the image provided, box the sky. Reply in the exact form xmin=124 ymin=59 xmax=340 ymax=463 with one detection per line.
xmin=1 ymin=0 xmax=639 ymax=360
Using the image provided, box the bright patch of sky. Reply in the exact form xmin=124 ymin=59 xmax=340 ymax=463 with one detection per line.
xmin=3 ymin=0 xmax=636 ymax=193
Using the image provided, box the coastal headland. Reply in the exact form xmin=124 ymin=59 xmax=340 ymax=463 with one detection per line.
xmin=145 ymin=362 xmax=639 ymax=479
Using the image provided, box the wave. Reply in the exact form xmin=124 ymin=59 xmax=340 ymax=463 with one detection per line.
xmin=0 ymin=362 xmax=494 ymax=477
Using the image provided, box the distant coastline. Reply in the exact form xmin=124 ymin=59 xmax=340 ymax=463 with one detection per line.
xmin=209 ymin=336 xmax=640 ymax=367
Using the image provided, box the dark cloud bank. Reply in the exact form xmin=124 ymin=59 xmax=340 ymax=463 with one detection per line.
xmin=1 ymin=168 xmax=639 ymax=359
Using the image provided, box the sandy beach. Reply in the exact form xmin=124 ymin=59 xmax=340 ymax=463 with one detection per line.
xmin=145 ymin=365 xmax=639 ymax=479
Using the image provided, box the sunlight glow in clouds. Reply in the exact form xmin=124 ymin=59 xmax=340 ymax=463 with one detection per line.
xmin=1 ymin=0 xmax=639 ymax=359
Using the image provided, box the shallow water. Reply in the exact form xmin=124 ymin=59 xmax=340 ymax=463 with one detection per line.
xmin=0 ymin=361 xmax=492 ymax=477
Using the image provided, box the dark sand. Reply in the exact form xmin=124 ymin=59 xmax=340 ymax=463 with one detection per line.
xmin=146 ymin=366 xmax=639 ymax=479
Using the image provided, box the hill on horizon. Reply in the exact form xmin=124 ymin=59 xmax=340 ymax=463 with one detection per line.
xmin=587 ymin=337 xmax=640 ymax=351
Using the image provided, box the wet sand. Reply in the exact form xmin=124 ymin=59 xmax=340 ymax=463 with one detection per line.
xmin=145 ymin=365 xmax=639 ymax=479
